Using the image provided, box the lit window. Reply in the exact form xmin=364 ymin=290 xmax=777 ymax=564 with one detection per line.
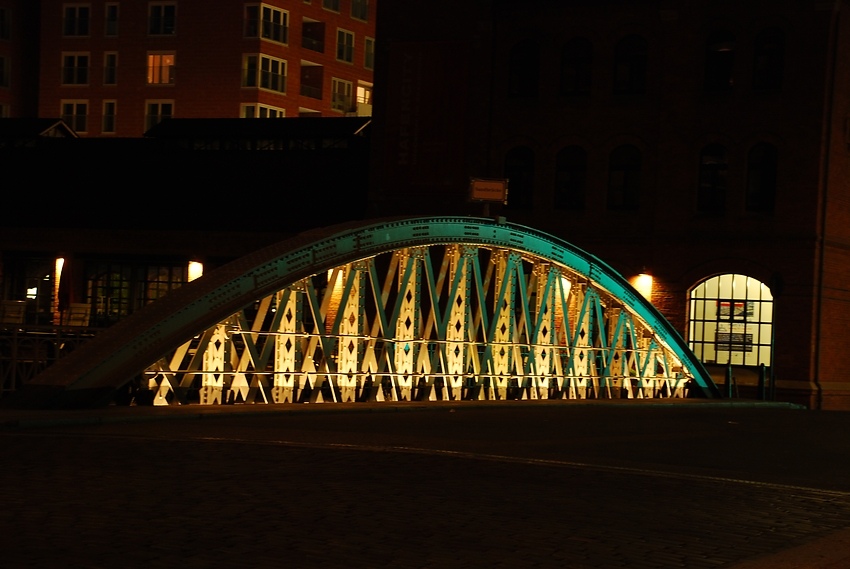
xmin=62 ymin=52 xmax=89 ymax=85
xmin=688 ymin=274 xmax=774 ymax=367
xmin=148 ymin=2 xmax=176 ymax=35
xmin=63 ymin=4 xmax=90 ymax=36
xmin=351 ymin=0 xmax=368 ymax=21
xmin=61 ymin=100 xmax=88 ymax=133
xmin=145 ymin=100 xmax=173 ymax=131
xmin=103 ymin=52 xmax=117 ymax=85
xmin=147 ymin=53 xmax=175 ymax=84
xmin=102 ymin=100 xmax=116 ymax=133
xmin=242 ymin=54 xmax=286 ymax=93
xmin=364 ymin=37 xmax=374 ymax=70
xmin=336 ymin=29 xmax=354 ymax=63
xmin=105 ymin=3 xmax=119 ymax=36
xmin=331 ymin=77 xmax=353 ymax=112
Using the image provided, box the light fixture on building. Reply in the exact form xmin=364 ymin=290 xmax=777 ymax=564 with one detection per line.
xmin=188 ymin=261 xmax=204 ymax=282
xmin=632 ymin=272 xmax=653 ymax=301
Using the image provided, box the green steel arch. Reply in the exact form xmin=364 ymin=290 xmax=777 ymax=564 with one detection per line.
xmin=24 ymin=217 xmax=720 ymax=408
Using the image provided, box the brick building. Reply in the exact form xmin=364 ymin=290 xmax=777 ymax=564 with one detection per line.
xmin=27 ymin=0 xmax=374 ymax=136
xmin=370 ymin=0 xmax=850 ymax=409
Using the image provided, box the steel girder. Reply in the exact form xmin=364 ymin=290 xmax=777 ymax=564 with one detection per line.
xmin=26 ymin=217 xmax=720 ymax=407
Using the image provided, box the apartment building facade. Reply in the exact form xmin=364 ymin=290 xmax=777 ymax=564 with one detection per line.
xmin=35 ymin=0 xmax=375 ymax=136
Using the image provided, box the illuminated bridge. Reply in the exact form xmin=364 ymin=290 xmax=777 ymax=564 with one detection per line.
xmin=22 ymin=217 xmax=720 ymax=408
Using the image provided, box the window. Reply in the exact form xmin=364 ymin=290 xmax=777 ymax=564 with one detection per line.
xmin=0 ymin=56 xmax=8 ymax=87
xmin=607 ymin=145 xmax=641 ymax=210
xmin=245 ymin=5 xmax=288 ymax=43
xmin=704 ymin=31 xmax=735 ymax=92
xmin=364 ymin=37 xmax=375 ymax=70
xmin=102 ymin=100 xmax=116 ymax=133
xmin=63 ymin=4 xmax=90 ymax=36
xmin=560 ymin=38 xmax=592 ymax=96
xmin=241 ymin=104 xmax=285 ymax=118
xmin=61 ymin=100 xmax=88 ymax=133
xmin=145 ymin=100 xmax=173 ymax=131
xmin=504 ymin=146 xmax=535 ymax=209
xmin=0 ymin=8 xmax=10 ymax=40
xmin=332 ymin=77 xmax=353 ymax=111
xmin=753 ymin=28 xmax=784 ymax=90
xmin=302 ymin=20 xmax=325 ymax=52
xmin=105 ymin=3 xmax=118 ymax=36
xmin=351 ymin=0 xmax=368 ymax=21
xmin=555 ymin=146 xmax=587 ymax=210
xmin=62 ymin=53 xmax=89 ymax=85
xmin=300 ymin=63 xmax=323 ymax=99
xmin=746 ymin=142 xmax=777 ymax=213
xmin=509 ymin=40 xmax=539 ymax=98
xmin=148 ymin=3 xmax=176 ymax=35
xmin=322 ymin=0 xmax=340 ymax=12
xmin=147 ymin=53 xmax=175 ymax=84
xmin=613 ymin=35 xmax=647 ymax=94
xmin=697 ymin=144 xmax=728 ymax=214
xmin=337 ymin=29 xmax=354 ymax=63
xmin=243 ymin=54 xmax=287 ymax=93
xmin=688 ymin=274 xmax=774 ymax=367
xmin=103 ymin=52 xmax=117 ymax=85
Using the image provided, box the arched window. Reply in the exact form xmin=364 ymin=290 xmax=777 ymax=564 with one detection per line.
xmin=504 ymin=146 xmax=534 ymax=209
xmin=607 ymin=144 xmax=641 ymax=210
xmin=508 ymin=40 xmax=539 ymax=98
xmin=746 ymin=142 xmax=777 ymax=212
xmin=560 ymin=38 xmax=592 ymax=96
xmin=697 ymin=144 xmax=728 ymax=214
xmin=704 ymin=31 xmax=735 ymax=92
xmin=753 ymin=28 xmax=784 ymax=90
xmin=555 ymin=145 xmax=587 ymax=209
xmin=688 ymin=274 xmax=773 ymax=367
xmin=613 ymin=35 xmax=647 ymax=94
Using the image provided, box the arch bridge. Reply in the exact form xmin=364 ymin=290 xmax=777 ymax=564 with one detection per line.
xmin=24 ymin=217 xmax=720 ymax=408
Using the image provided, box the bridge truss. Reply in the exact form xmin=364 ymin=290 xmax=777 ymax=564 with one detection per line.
xmin=140 ymin=230 xmax=716 ymax=405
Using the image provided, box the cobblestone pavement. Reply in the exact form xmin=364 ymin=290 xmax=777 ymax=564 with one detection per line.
xmin=2 ymin=402 xmax=850 ymax=568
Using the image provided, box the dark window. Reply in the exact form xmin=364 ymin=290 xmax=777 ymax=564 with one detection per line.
xmin=351 ymin=0 xmax=368 ymax=21
xmin=300 ymin=64 xmax=323 ymax=99
xmin=302 ymin=21 xmax=325 ymax=52
xmin=508 ymin=40 xmax=539 ymax=98
xmin=697 ymin=144 xmax=728 ymax=214
xmin=555 ymin=146 xmax=587 ymax=210
xmin=746 ymin=143 xmax=777 ymax=212
xmin=704 ymin=31 xmax=735 ymax=92
xmin=753 ymin=28 xmax=784 ymax=90
xmin=62 ymin=101 xmax=88 ymax=133
xmin=560 ymin=38 xmax=592 ymax=96
xmin=505 ymin=146 xmax=535 ymax=209
xmin=63 ymin=5 xmax=90 ymax=36
xmin=0 ymin=8 xmax=10 ymax=40
xmin=105 ymin=4 xmax=119 ymax=36
xmin=62 ymin=54 xmax=89 ymax=85
xmin=607 ymin=145 xmax=641 ymax=210
xmin=149 ymin=4 xmax=176 ymax=35
xmin=613 ymin=35 xmax=646 ymax=95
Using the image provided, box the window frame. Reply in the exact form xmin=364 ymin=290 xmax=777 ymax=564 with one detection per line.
xmin=331 ymin=77 xmax=353 ymax=112
xmin=336 ymin=28 xmax=355 ymax=64
xmin=63 ymin=4 xmax=91 ymax=37
xmin=102 ymin=100 xmax=117 ymax=134
xmin=61 ymin=99 xmax=89 ymax=133
xmin=242 ymin=54 xmax=287 ymax=93
xmin=145 ymin=99 xmax=174 ymax=131
xmin=148 ymin=2 xmax=176 ymax=36
xmin=147 ymin=52 xmax=176 ymax=85
xmin=103 ymin=52 xmax=118 ymax=85
xmin=61 ymin=52 xmax=90 ymax=85
xmin=241 ymin=103 xmax=286 ymax=118
xmin=364 ymin=37 xmax=375 ymax=70
xmin=104 ymin=3 xmax=119 ymax=37
xmin=351 ymin=0 xmax=368 ymax=21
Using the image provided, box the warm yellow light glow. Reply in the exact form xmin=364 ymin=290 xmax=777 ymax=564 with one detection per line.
xmin=632 ymin=273 xmax=654 ymax=301
xmin=53 ymin=257 xmax=65 ymax=323
xmin=188 ymin=261 xmax=204 ymax=282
